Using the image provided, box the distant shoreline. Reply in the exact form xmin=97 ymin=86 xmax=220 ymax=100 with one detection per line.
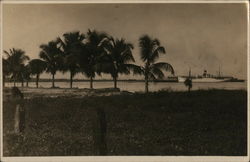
xmin=4 ymin=79 xmax=178 ymax=83
xmin=4 ymin=78 xmax=245 ymax=83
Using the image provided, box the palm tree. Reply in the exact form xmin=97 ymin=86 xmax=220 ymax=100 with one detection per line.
xmin=15 ymin=64 xmax=26 ymax=87
xmin=4 ymin=48 xmax=30 ymax=87
xmin=39 ymin=40 xmax=62 ymax=88
xmin=3 ymin=58 xmax=11 ymax=87
xmin=57 ymin=31 xmax=85 ymax=88
xmin=100 ymin=37 xmax=141 ymax=88
xmin=29 ymin=59 xmax=47 ymax=88
xmin=184 ymin=69 xmax=192 ymax=92
xmin=22 ymin=64 xmax=32 ymax=87
xmin=184 ymin=78 xmax=192 ymax=92
xmin=79 ymin=29 xmax=109 ymax=89
xmin=138 ymin=35 xmax=174 ymax=93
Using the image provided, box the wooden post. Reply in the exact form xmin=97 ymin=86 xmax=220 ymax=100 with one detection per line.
xmin=92 ymin=107 xmax=107 ymax=155
xmin=11 ymin=87 xmax=25 ymax=134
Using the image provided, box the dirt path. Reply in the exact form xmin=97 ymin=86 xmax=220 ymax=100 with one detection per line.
xmin=3 ymin=87 xmax=133 ymax=100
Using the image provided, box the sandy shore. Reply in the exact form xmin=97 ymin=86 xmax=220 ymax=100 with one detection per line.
xmin=3 ymin=87 xmax=133 ymax=100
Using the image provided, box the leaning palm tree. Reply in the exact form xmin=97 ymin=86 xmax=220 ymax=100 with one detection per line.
xmin=4 ymin=48 xmax=30 ymax=87
xmin=57 ymin=31 xmax=85 ymax=88
xmin=39 ymin=40 xmax=62 ymax=88
xmin=138 ymin=35 xmax=174 ymax=93
xmin=29 ymin=59 xmax=47 ymax=88
xmin=100 ymin=37 xmax=141 ymax=88
xmin=79 ymin=29 xmax=109 ymax=89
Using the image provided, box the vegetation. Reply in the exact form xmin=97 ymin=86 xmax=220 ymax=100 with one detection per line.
xmin=184 ymin=78 xmax=192 ymax=92
xmin=39 ymin=40 xmax=63 ymax=88
xmin=57 ymin=31 xmax=85 ymax=88
xmin=138 ymin=35 xmax=174 ymax=93
xmin=100 ymin=37 xmax=141 ymax=88
xmin=3 ymin=58 xmax=10 ymax=87
xmin=80 ymin=29 xmax=110 ymax=89
xmin=3 ymin=48 xmax=30 ymax=87
xmin=3 ymin=30 xmax=174 ymax=92
xmin=3 ymin=89 xmax=247 ymax=156
xmin=28 ymin=59 xmax=47 ymax=88
xmin=22 ymin=65 xmax=32 ymax=87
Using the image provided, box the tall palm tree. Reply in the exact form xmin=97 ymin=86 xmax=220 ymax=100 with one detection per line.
xmin=39 ymin=40 xmax=62 ymax=88
xmin=100 ymin=37 xmax=141 ymax=88
xmin=3 ymin=58 xmax=11 ymax=87
xmin=29 ymin=59 xmax=47 ymax=88
xmin=4 ymin=48 xmax=30 ymax=87
xmin=138 ymin=35 xmax=174 ymax=93
xmin=79 ymin=29 xmax=109 ymax=89
xmin=57 ymin=31 xmax=85 ymax=88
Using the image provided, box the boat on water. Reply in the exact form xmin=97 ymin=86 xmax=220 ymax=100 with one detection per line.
xmin=178 ymin=76 xmax=231 ymax=83
xmin=177 ymin=70 xmax=243 ymax=83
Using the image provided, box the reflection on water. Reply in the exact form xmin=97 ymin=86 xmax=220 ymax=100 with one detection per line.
xmin=5 ymin=81 xmax=247 ymax=92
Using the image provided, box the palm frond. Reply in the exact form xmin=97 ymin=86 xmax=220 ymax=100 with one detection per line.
xmin=139 ymin=35 xmax=153 ymax=62
xmin=150 ymin=46 xmax=166 ymax=63
xmin=125 ymin=64 xmax=144 ymax=75
xmin=148 ymin=72 xmax=157 ymax=80
xmin=151 ymin=62 xmax=174 ymax=75
xmin=150 ymin=66 xmax=164 ymax=79
xmin=39 ymin=40 xmax=62 ymax=75
xmin=3 ymin=50 xmax=10 ymax=58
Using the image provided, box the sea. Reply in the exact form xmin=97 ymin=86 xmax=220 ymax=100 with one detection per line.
xmin=5 ymin=81 xmax=247 ymax=92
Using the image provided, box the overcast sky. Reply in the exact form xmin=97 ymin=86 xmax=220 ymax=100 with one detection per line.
xmin=3 ymin=3 xmax=248 ymax=79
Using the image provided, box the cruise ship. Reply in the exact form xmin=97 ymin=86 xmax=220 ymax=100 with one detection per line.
xmin=177 ymin=70 xmax=236 ymax=83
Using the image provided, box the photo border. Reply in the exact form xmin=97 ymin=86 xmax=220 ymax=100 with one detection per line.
xmin=0 ymin=0 xmax=249 ymax=162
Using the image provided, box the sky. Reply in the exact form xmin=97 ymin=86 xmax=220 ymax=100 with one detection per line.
xmin=2 ymin=3 xmax=248 ymax=80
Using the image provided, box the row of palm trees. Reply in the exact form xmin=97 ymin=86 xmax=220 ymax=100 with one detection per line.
xmin=3 ymin=29 xmax=174 ymax=93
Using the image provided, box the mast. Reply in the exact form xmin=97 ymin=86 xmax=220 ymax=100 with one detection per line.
xmin=188 ymin=67 xmax=191 ymax=78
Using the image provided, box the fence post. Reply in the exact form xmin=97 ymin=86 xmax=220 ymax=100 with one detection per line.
xmin=92 ymin=107 xmax=107 ymax=155
xmin=11 ymin=87 xmax=25 ymax=134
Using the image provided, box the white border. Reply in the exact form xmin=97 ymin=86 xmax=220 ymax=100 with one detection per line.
xmin=0 ymin=156 xmax=250 ymax=162
xmin=1 ymin=0 xmax=4 ymax=160
xmin=0 ymin=0 xmax=249 ymax=3
xmin=247 ymin=0 xmax=249 ymax=160
xmin=0 ymin=1 xmax=249 ymax=162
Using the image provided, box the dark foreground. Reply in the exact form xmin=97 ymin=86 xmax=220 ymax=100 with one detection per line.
xmin=3 ymin=89 xmax=247 ymax=156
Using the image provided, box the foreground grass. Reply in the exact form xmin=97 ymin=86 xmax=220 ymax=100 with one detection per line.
xmin=3 ymin=89 xmax=247 ymax=156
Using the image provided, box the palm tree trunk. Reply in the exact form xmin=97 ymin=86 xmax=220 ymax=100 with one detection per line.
xmin=52 ymin=74 xmax=55 ymax=88
xmin=14 ymin=79 xmax=16 ymax=87
xmin=90 ymin=76 xmax=93 ymax=89
xmin=70 ymin=72 xmax=73 ymax=89
xmin=145 ymin=75 xmax=149 ymax=93
xmin=36 ymin=74 xmax=39 ymax=88
xmin=113 ymin=77 xmax=117 ymax=89
xmin=26 ymin=80 xmax=29 ymax=87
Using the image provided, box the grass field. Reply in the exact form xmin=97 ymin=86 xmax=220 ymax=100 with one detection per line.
xmin=3 ymin=89 xmax=247 ymax=156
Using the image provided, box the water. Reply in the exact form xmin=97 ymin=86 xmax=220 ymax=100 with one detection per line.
xmin=5 ymin=81 xmax=247 ymax=92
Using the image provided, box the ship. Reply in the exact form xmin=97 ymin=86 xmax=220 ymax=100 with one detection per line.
xmin=178 ymin=69 xmax=243 ymax=83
